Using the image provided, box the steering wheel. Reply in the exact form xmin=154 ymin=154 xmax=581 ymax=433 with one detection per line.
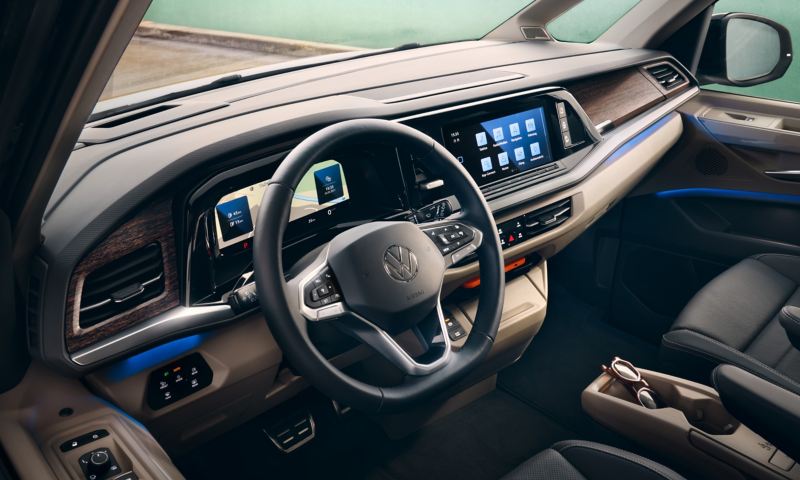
xmin=253 ymin=119 xmax=504 ymax=413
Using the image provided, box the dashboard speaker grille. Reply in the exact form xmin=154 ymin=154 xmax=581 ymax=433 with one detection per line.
xmin=644 ymin=63 xmax=687 ymax=90
xmin=79 ymin=243 xmax=165 ymax=328
xmin=521 ymin=26 xmax=552 ymax=41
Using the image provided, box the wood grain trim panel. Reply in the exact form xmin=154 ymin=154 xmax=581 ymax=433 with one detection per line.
xmin=568 ymin=68 xmax=667 ymax=128
xmin=65 ymin=199 xmax=180 ymax=353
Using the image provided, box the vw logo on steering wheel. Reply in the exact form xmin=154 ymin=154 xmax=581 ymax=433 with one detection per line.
xmin=383 ymin=245 xmax=419 ymax=282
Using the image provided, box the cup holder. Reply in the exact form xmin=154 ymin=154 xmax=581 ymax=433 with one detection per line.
xmin=644 ymin=374 xmax=740 ymax=436
xmin=599 ymin=373 xmax=739 ymax=435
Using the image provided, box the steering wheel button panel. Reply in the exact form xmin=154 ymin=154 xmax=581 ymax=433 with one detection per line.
xmin=303 ymin=268 xmax=341 ymax=308
xmin=420 ymin=222 xmax=479 ymax=265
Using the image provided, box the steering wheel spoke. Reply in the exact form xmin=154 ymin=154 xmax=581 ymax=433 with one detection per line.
xmin=418 ymin=219 xmax=483 ymax=266
xmin=334 ymin=302 xmax=452 ymax=376
xmin=254 ymin=118 xmax=504 ymax=413
xmin=293 ymin=247 xmax=348 ymax=322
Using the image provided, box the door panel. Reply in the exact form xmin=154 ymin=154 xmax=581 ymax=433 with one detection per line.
xmin=606 ymin=90 xmax=800 ymax=342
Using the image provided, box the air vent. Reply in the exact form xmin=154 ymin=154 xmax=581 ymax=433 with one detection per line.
xmin=645 ymin=63 xmax=687 ymax=90
xmin=79 ymin=243 xmax=165 ymax=328
xmin=525 ymin=198 xmax=572 ymax=236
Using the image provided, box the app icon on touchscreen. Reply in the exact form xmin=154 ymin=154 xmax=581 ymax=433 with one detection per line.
xmin=530 ymin=142 xmax=541 ymax=156
xmin=475 ymin=131 xmax=487 ymax=147
xmin=525 ymin=118 xmax=536 ymax=132
xmin=480 ymin=156 xmax=493 ymax=172
xmin=492 ymin=127 xmax=504 ymax=142
xmin=509 ymin=123 xmax=520 ymax=137
xmin=498 ymin=152 xmax=509 ymax=166
xmin=514 ymin=147 xmax=525 ymax=161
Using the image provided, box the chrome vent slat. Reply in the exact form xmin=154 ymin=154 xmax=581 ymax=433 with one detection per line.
xmin=81 ymin=262 xmax=162 ymax=305
xmin=82 ymin=246 xmax=160 ymax=290
xmin=644 ymin=63 xmax=687 ymax=90
xmin=526 ymin=198 xmax=572 ymax=235
xmin=79 ymin=243 xmax=165 ymax=328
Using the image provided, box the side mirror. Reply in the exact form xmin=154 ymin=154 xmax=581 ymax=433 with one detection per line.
xmin=697 ymin=12 xmax=792 ymax=87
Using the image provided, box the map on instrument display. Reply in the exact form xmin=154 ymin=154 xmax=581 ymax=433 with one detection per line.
xmin=214 ymin=160 xmax=350 ymax=251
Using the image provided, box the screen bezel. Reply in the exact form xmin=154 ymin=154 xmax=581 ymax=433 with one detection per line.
xmin=441 ymin=104 xmax=555 ymax=188
xmin=440 ymin=96 xmax=570 ymax=188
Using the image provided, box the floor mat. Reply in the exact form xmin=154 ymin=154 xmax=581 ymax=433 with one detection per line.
xmin=177 ymin=390 xmax=573 ymax=480
xmin=498 ymin=283 xmax=659 ymax=445
xmin=367 ymin=390 xmax=573 ymax=480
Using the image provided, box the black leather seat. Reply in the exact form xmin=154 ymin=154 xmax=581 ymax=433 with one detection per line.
xmin=662 ymin=253 xmax=800 ymax=393
xmin=503 ymin=440 xmax=684 ymax=479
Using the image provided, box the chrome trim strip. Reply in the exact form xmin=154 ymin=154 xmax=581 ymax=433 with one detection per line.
xmin=78 ymin=273 xmax=164 ymax=312
xmin=347 ymin=294 xmax=452 ymax=376
xmin=70 ymin=304 xmax=234 ymax=365
xmin=765 ymin=170 xmax=800 ymax=181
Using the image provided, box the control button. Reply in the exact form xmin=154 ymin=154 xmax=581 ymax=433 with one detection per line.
xmin=316 ymin=285 xmax=330 ymax=298
xmin=146 ymin=353 xmax=213 ymax=410
xmin=556 ymin=102 xmax=567 ymax=118
xmin=561 ymin=131 xmax=572 ymax=148
xmin=444 ymin=313 xmax=467 ymax=341
xmin=770 ymin=450 xmax=796 ymax=471
xmin=79 ymin=448 xmax=120 ymax=480
xmin=451 ymin=243 xmax=477 ymax=264
xmin=228 ymin=282 xmax=259 ymax=313
xmin=60 ymin=430 xmax=109 ymax=453
xmin=559 ymin=117 xmax=569 ymax=132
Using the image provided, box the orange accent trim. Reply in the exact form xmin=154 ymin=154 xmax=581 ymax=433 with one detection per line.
xmin=462 ymin=257 xmax=527 ymax=289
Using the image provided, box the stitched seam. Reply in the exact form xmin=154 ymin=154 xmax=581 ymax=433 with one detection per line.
xmin=555 ymin=441 xmax=682 ymax=479
xmin=664 ymin=330 xmax=800 ymax=391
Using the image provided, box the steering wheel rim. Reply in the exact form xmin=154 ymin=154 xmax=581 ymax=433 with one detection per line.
xmin=253 ymin=119 xmax=504 ymax=413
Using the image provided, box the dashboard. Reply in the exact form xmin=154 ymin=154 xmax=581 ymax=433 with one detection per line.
xmin=184 ymin=89 xmax=596 ymax=308
xmin=32 ymin=40 xmax=696 ymax=398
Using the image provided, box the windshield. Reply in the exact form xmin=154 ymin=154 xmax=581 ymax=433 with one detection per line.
xmin=100 ymin=0 xmax=533 ymax=102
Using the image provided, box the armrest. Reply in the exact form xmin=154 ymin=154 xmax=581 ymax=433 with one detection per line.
xmin=712 ymin=364 xmax=800 ymax=461
xmin=779 ymin=305 xmax=800 ymax=349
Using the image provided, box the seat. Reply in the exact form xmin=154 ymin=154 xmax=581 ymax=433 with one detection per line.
xmin=661 ymin=253 xmax=800 ymax=393
xmin=502 ymin=440 xmax=684 ymax=480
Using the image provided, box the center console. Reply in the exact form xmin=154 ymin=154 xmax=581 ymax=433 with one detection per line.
xmin=583 ymin=366 xmax=800 ymax=480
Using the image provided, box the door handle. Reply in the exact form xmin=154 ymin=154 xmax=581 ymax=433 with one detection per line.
xmin=764 ymin=170 xmax=800 ymax=182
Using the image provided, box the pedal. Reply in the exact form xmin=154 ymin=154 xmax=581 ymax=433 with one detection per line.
xmin=263 ymin=412 xmax=315 ymax=453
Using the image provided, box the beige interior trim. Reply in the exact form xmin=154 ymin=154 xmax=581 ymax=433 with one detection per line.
xmin=87 ymin=313 xmax=281 ymax=452
xmin=0 ymin=363 xmax=183 ymax=480
xmin=583 ymin=368 xmax=800 ymax=480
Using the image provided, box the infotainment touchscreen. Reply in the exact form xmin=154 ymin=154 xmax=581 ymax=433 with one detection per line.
xmin=213 ymin=160 xmax=350 ymax=252
xmin=442 ymin=106 xmax=553 ymax=186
